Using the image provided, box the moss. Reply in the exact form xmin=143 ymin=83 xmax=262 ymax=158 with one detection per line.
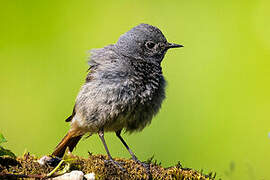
xmin=0 ymin=153 xmax=216 ymax=180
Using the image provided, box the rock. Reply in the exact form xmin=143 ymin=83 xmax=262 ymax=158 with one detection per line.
xmin=50 ymin=170 xmax=84 ymax=180
xmin=37 ymin=156 xmax=52 ymax=166
xmin=84 ymin=172 xmax=95 ymax=180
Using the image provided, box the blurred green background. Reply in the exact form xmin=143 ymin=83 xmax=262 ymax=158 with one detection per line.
xmin=1 ymin=0 xmax=270 ymax=179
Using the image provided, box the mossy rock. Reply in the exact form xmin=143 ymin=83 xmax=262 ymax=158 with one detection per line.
xmin=0 ymin=153 xmax=216 ymax=180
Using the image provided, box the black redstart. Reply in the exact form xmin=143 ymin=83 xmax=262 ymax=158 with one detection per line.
xmin=52 ymin=23 xmax=183 ymax=166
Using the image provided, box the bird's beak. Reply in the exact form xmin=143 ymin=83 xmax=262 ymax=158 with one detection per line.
xmin=166 ymin=42 xmax=184 ymax=49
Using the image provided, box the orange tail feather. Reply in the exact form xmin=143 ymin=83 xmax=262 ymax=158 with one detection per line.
xmin=52 ymin=131 xmax=82 ymax=158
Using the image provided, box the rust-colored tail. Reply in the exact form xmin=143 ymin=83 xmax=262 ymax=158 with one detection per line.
xmin=52 ymin=131 xmax=82 ymax=158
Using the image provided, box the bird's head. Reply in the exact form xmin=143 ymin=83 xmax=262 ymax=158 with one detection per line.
xmin=115 ymin=23 xmax=183 ymax=63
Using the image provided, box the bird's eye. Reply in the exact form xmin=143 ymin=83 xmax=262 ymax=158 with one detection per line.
xmin=145 ymin=41 xmax=155 ymax=49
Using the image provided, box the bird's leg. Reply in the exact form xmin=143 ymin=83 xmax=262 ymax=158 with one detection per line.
xmin=116 ymin=130 xmax=150 ymax=170
xmin=98 ymin=129 xmax=124 ymax=170
xmin=98 ymin=130 xmax=113 ymax=159
xmin=116 ymin=130 xmax=138 ymax=161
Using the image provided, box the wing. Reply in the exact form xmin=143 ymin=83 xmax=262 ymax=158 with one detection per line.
xmin=65 ymin=45 xmax=117 ymax=122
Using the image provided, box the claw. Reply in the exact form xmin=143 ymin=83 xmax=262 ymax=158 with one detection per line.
xmin=104 ymin=159 xmax=126 ymax=172
xmin=134 ymin=159 xmax=151 ymax=174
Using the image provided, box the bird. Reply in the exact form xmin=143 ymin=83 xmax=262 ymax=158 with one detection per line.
xmin=52 ymin=23 xmax=183 ymax=166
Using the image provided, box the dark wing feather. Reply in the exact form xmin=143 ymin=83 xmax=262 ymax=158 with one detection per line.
xmin=65 ymin=105 xmax=76 ymax=122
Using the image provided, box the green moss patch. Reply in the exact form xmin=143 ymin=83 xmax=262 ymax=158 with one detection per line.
xmin=0 ymin=153 xmax=216 ymax=180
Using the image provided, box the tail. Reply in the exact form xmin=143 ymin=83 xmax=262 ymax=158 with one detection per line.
xmin=52 ymin=131 xmax=82 ymax=158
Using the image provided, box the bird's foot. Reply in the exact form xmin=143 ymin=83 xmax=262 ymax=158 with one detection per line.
xmin=104 ymin=159 xmax=126 ymax=171
xmin=133 ymin=159 xmax=151 ymax=175
xmin=135 ymin=159 xmax=150 ymax=168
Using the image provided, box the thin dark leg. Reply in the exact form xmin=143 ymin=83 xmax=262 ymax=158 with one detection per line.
xmin=98 ymin=130 xmax=113 ymax=160
xmin=116 ymin=130 xmax=138 ymax=161
xmin=98 ymin=130 xmax=124 ymax=170
xmin=116 ymin=130 xmax=151 ymax=175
